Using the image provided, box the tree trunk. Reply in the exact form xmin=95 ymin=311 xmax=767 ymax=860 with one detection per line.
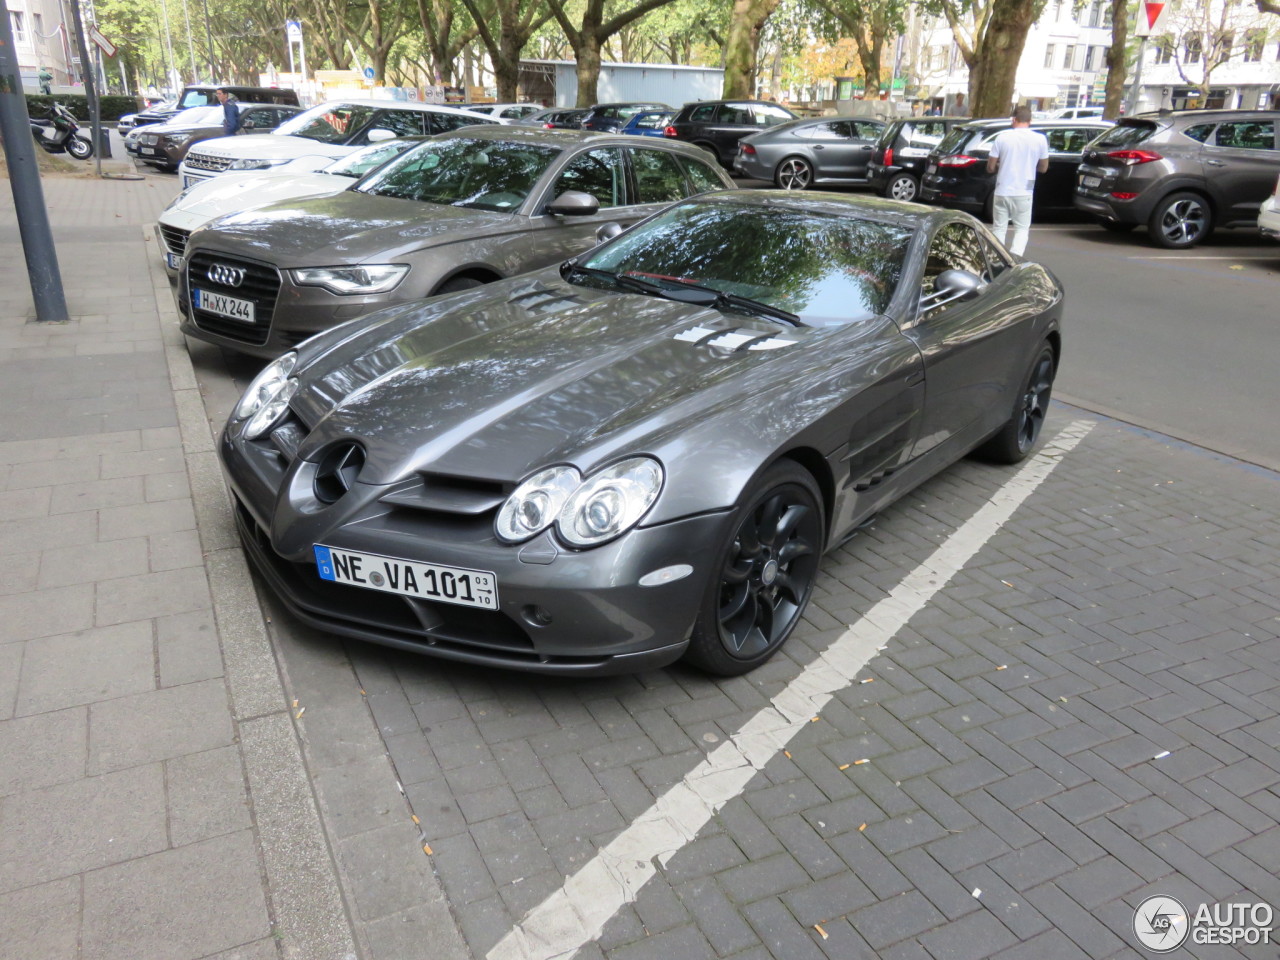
xmin=967 ymin=0 xmax=1037 ymax=118
xmin=722 ymin=0 xmax=781 ymax=98
xmin=495 ymin=29 xmax=523 ymax=100
xmin=856 ymin=34 xmax=883 ymax=98
xmin=573 ymin=34 xmax=603 ymax=105
xmin=1103 ymin=0 xmax=1128 ymax=119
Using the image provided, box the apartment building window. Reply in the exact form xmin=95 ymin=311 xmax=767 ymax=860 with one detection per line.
xmin=1243 ymin=29 xmax=1265 ymax=61
xmin=1087 ymin=2 xmax=1103 ymax=28
xmin=1044 ymin=44 xmax=1056 ymax=68
xmin=1185 ymin=36 xmax=1202 ymax=63
xmin=1154 ymin=36 xmax=1174 ymax=63
xmin=1103 ymin=5 xmax=1113 ymax=26
xmin=1213 ymin=32 xmax=1234 ymax=60
xmin=1063 ymin=44 xmax=1076 ymax=69
xmin=32 ymin=12 xmax=44 ymax=35
xmin=9 ymin=11 xmax=26 ymax=44
xmin=1084 ymin=46 xmax=1098 ymax=71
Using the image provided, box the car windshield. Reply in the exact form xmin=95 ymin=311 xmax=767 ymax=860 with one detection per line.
xmin=179 ymin=90 xmax=216 ymax=108
xmin=275 ymin=104 xmax=379 ymax=143
xmin=171 ymin=106 xmax=222 ymax=125
xmin=576 ymin=200 xmax=911 ymax=326
xmin=935 ymin=126 xmax=979 ymax=155
xmin=355 ymin=138 xmax=560 ymax=211
xmin=1092 ymin=120 xmax=1158 ymax=149
xmin=323 ymin=139 xmax=420 ymax=178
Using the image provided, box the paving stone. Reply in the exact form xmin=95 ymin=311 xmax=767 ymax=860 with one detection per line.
xmin=0 ymin=643 xmax=19 ymax=720
xmin=890 ymin=847 xmax=984 ymax=922
xmin=94 ymin=565 xmax=211 ymax=626
xmin=37 ymin=537 xmax=149 ymax=589
xmin=659 ymin=832 xmax=749 ymax=885
xmin=336 ymin=821 xmax=441 ymax=922
xmin=917 ymin=908 xmax=1017 ymax=960
xmin=155 ymin=609 xmax=224 ymax=687
xmin=1053 ymin=856 xmax=1146 ymax=911
xmin=311 ymin=755 xmax=406 ymax=840
xmin=1108 ymin=796 xmax=1188 ymax=841
xmin=987 ymin=839 xmax=1077 ymax=892
xmin=15 ymin=620 xmax=154 ymax=715
xmin=743 ymin=897 xmax=832 ymax=960
xmin=608 ymin=921 xmax=714 ymax=960
xmin=1022 ymin=882 xmax=1126 ymax=960
xmin=717 ymin=851 xmax=812 ymax=903
xmin=0 ymin=876 xmax=80 ymax=960
xmin=952 ymin=864 xmax=1051 ymax=939
xmin=0 ymin=582 xmax=95 ymax=644
xmin=88 ymin=678 xmax=232 ymax=774
xmin=847 ymin=891 xmax=947 ymax=951
xmin=166 ymin=744 xmax=250 ymax=846
xmin=0 ymin=764 xmax=167 ymax=893
xmin=1046 ymin=781 xmax=1126 ymax=825
xmin=81 ymin=831 xmax=269 ymax=960
xmin=0 ymin=706 xmax=86 ymax=797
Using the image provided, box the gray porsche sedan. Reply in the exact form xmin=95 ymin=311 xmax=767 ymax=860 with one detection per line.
xmin=219 ymin=191 xmax=1062 ymax=677
xmin=177 ymin=126 xmax=733 ymax=357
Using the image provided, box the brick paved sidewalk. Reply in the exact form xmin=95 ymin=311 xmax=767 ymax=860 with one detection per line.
xmin=0 ymin=175 xmax=357 ymax=960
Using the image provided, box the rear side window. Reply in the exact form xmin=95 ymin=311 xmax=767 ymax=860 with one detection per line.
xmin=1213 ymin=120 xmax=1276 ymax=150
xmin=681 ymin=156 xmax=725 ymax=193
xmin=1182 ymin=123 xmax=1215 ymax=143
xmin=689 ymin=104 xmax=717 ymax=122
xmin=431 ymin=112 xmax=491 ymax=133
xmin=754 ymin=104 xmax=793 ymax=127
xmin=718 ymin=105 xmax=754 ymax=125
xmin=555 ymin=147 xmax=627 ymax=208
xmin=935 ymin=126 xmax=976 ymax=155
xmin=876 ymin=123 xmax=901 ymax=148
xmin=1043 ymin=127 xmax=1094 ymax=154
xmin=1093 ymin=121 xmax=1158 ymax=149
xmin=803 ymin=122 xmax=847 ymax=141
xmin=631 ymin=149 xmax=687 ymax=204
xmin=374 ymin=111 xmax=427 ymax=137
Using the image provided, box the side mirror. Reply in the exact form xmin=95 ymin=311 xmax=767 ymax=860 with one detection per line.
xmin=921 ymin=269 xmax=985 ymax=310
xmin=595 ymin=222 xmax=624 ymax=243
xmin=366 ymin=128 xmax=396 ymax=143
xmin=546 ymin=190 xmax=600 ymax=217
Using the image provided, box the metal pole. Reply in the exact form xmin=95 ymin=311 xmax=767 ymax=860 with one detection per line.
xmin=0 ymin=0 xmax=70 ymax=322
xmin=179 ymin=0 xmax=197 ymax=81
xmin=1126 ymin=37 xmax=1147 ymax=115
xmin=199 ymin=0 xmax=215 ymax=80
xmin=157 ymin=0 xmax=178 ymax=93
xmin=67 ymin=0 xmax=102 ymax=176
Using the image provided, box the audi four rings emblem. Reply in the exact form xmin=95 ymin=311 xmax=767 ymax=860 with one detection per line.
xmin=207 ymin=263 xmax=246 ymax=287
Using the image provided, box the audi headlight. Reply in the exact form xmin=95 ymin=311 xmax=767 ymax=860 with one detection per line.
xmin=227 ymin=157 xmax=289 ymax=171
xmin=292 ymin=264 xmax=409 ymax=296
xmin=557 ymin=457 xmax=664 ymax=547
xmin=233 ymin=352 xmax=298 ymax=439
xmin=495 ymin=466 xmax=581 ymax=543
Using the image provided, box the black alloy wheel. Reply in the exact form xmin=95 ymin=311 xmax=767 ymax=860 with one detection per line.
xmin=1149 ymin=191 xmax=1212 ymax=249
xmin=685 ymin=462 xmax=823 ymax=676
xmin=775 ymin=156 xmax=814 ymax=190
xmin=975 ymin=343 xmax=1056 ymax=464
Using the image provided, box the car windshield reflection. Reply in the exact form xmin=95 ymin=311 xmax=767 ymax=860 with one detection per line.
xmin=324 ymin=139 xmax=420 ymax=178
xmin=355 ymin=138 xmax=560 ymax=211
xmin=576 ymin=200 xmax=912 ymax=326
xmin=275 ymin=104 xmax=379 ymax=143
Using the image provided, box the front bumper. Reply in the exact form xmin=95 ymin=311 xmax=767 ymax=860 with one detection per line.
xmin=1257 ymin=204 xmax=1280 ymax=240
xmin=219 ymin=423 xmax=731 ymax=675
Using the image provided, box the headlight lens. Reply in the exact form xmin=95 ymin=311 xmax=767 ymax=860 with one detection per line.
xmin=244 ymin=379 xmax=298 ymax=439
xmin=494 ymin=466 xmax=581 ymax=543
xmin=232 ymin=353 xmax=296 ymax=424
xmin=166 ymin=132 xmax=193 ymax=144
xmin=557 ymin=457 xmax=664 ymax=547
xmin=227 ymin=157 xmax=288 ymax=171
xmin=291 ymin=264 xmax=410 ymax=296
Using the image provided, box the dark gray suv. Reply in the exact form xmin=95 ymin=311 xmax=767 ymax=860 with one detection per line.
xmin=1074 ymin=109 xmax=1280 ymax=248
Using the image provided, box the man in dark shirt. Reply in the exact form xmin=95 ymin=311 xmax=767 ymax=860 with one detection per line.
xmin=215 ymin=88 xmax=240 ymax=136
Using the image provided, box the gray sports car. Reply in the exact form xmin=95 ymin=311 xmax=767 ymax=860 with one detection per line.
xmin=734 ymin=116 xmax=887 ymax=190
xmin=219 ymin=191 xmax=1063 ymax=677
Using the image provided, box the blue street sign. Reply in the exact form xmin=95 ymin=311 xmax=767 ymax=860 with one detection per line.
xmin=363 ymin=66 xmax=375 ymax=80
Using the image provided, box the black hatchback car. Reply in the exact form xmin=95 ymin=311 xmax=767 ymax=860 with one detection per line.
xmin=580 ymin=102 xmax=671 ymax=133
xmin=664 ymin=100 xmax=797 ymax=167
xmin=919 ymin=118 xmax=1112 ymax=220
xmin=1074 ymin=110 xmax=1280 ymax=248
xmin=866 ymin=117 xmax=967 ymax=201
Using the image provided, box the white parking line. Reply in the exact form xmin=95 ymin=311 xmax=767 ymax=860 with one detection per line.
xmin=1125 ymin=255 xmax=1277 ymax=260
xmin=486 ymin=419 xmax=1094 ymax=960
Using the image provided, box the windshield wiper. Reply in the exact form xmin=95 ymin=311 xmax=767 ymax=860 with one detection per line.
xmin=622 ymin=273 xmax=802 ymax=327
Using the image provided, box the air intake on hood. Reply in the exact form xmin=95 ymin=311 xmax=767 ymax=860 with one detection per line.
xmin=379 ymin=473 xmax=508 ymax=516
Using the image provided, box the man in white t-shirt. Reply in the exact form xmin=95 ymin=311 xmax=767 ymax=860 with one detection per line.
xmin=986 ymin=106 xmax=1049 ymax=256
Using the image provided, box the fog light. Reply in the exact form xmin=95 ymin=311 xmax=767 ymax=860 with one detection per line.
xmin=638 ymin=564 xmax=693 ymax=587
xmin=521 ymin=605 xmax=553 ymax=627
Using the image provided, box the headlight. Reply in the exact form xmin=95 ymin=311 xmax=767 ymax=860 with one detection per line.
xmin=227 ymin=157 xmax=289 ymax=171
xmin=233 ymin=352 xmax=298 ymax=439
xmin=557 ymin=457 xmax=664 ymax=547
xmin=494 ymin=466 xmax=581 ymax=542
xmin=166 ymin=132 xmax=193 ymax=145
xmin=291 ymin=264 xmax=410 ymax=296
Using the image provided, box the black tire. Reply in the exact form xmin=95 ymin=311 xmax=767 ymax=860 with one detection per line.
xmin=683 ymin=461 xmax=824 ymax=676
xmin=1148 ymin=191 xmax=1212 ymax=249
xmin=1099 ymin=220 xmax=1137 ymax=233
xmin=67 ymin=136 xmax=93 ymax=160
xmin=981 ymin=192 xmax=995 ymax=224
xmin=774 ymin=156 xmax=814 ymax=190
xmin=975 ymin=343 xmax=1056 ymax=464
xmin=436 ymin=276 xmax=486 ymax=295
xmin=884 ymin=172 xmax=918 ymax=202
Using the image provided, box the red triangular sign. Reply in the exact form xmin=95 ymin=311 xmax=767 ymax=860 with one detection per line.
xmin=1144 ymin=2 xmax=1165 ymax=29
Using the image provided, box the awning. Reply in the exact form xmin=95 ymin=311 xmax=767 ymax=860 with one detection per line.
xmin=1016 ymin=82 xmax=1062 ymax=98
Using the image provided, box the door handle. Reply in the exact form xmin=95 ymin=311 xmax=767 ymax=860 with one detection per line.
xmin=1205 ymin=159 xmax=1227 ymax=166
xmin=813 ymin=145 xmax=825 ymax=150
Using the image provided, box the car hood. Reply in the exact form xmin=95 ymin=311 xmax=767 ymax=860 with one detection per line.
xmin=286 ymin=273 xmax=825 ymax=488
xmin=168 ymin=171 xmax=347 ymax=221
xmin=188 ymin=134 xmax=353 ymax=162
xmin=193 ymin=190 xmax=514 ymax=264
xmin=145 ymin=121 xmax=217 ymax=136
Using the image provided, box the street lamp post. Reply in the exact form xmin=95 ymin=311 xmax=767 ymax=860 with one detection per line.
xmin=200 ymin=0 xmax=215 ymax=80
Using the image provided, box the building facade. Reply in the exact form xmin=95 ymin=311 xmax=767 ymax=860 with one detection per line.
xmin=8 ymin=0 xmax=77 ymax=92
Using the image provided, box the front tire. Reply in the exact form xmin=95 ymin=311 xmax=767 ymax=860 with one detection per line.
xmin=67 ymin=135 xmax=93 ymax=160
xmin=884 ymin=172 xmax=918 ymax=201
xmin=1149 ymin=191 xmax=1212 ymax=249
xmin=436 ymin=276 xmax=486 ymax=295
xmin=774 ymin=156 xmax=814 ymax=190
xmin=684 ymin=461 xmax=824 ymax=676
xmin=975 ymin=343 xmax=1056 ymax=464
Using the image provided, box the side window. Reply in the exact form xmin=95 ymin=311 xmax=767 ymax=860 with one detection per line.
xmin=718 ymin=105 xmax=754 ymax=126
xmin=432 ymin=112 xmax=490 ymax=132
xmin=852 ymin=122 xmax=882 ymax=140
xmin=978 ymin=234 xmax=1011 ymax=280
xmin=1182 ymin=123 xmax=1215 ymax=143
xmin=921 ymin=223 xmax=988 ymax=313
xmin=1044 ymin=127 xmax=1090 ymax=154
xmin=1214 ymin=121 xmax=1275 ymax=150
xmin=804 ymin=122 xmax=847 ymax=141
xmin=907 ymin=121 xmax=946 ymax=151
xmin=689 ymin=104 xmax=717 ymax=122
xmin=754 ymin=105 xmax=794 ymax=128
xmin=680 ymin=156 xmax=725 ymax=194
xmin=372 ymin=111 xmax=427 ymax=137
xmin=553 ymin=147 xmax=627 ymax=208
xmin=631 ymin=149 xmax=687 ymax=204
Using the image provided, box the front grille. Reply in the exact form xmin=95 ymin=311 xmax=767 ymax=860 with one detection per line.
xmin=186 ymin=250 xmax=281 ymax=346
xmin=184 ymin=152 xmax=233 ymax=172
xmin=140 ymin=134 xmax=159 ymax=145
xmin=159 ymin=225 xmax=190 ymax=256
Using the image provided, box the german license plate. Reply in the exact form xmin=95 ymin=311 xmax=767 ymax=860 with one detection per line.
xmin=314 ymin=545 xmax=499 ymax=610
xmin=1082 ymin=175 xmax=1101 ymax=188
xmin=166 ymin=252 xmax=182 ymax=270
xmin=193 ymin=288 xmax=254 ymax=323
xmin=927 ymin=163 xmax=937 ymax=175
xmin=140 ymin=147 xmax=158 ymax=156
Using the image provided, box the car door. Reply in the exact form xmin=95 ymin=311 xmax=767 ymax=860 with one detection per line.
xmin=903 ymin=221 xmax=1032 ymax=457
xmin=523 ymin=145 xmax=634 ymax=267
xmin=1204 ymin=118 xmax=1279 ymax=224
xmin=1035 ymin=125 xmax=1094 ymax=211
xmin=798 ymin=121 xmax=856 ymax=179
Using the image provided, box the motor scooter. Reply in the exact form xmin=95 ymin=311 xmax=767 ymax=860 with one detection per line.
xmin=29 ymin=102 xmax=94 ymax=160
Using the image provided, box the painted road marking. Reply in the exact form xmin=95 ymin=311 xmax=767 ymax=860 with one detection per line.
xmin=1125 ymin=255 xmax=1278 ymax=260
xmin=487 ymin=419 xmax=1095 ymax=960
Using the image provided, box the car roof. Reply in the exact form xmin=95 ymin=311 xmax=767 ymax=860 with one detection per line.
xmin=698 ymin=187 xmax=947 ymax=230
xmin=685 ymin=99 xmax=789 ymax=108
xmin=309 ymin=98 xmax=490 ymax=115
xmin=959 ymin=117 xmax=1112 ymax=128
xmin=1140 ymin=108 xmax=1280 ymax=121
xmin=590 ymin=101 xmax=669 ymax=108
xmin=429 ymin=124 xmax=715 ymax=156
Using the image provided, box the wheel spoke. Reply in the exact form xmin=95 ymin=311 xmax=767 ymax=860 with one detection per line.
xmin=774 ymin=503 xmax=810 ymax=543
xmin=777 ymin=538 xmax=814 ymax=564
xmin=774 ymin=571 xmax=803 ymax=606
xmin=756 ymin=494 xmax=787 ymax=545
xmin=719 ymin=580 xmax=751 ymax=621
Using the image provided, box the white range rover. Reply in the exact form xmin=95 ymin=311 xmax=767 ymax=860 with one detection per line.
xmin=177 ymin=98 xmax=494 ymax=188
